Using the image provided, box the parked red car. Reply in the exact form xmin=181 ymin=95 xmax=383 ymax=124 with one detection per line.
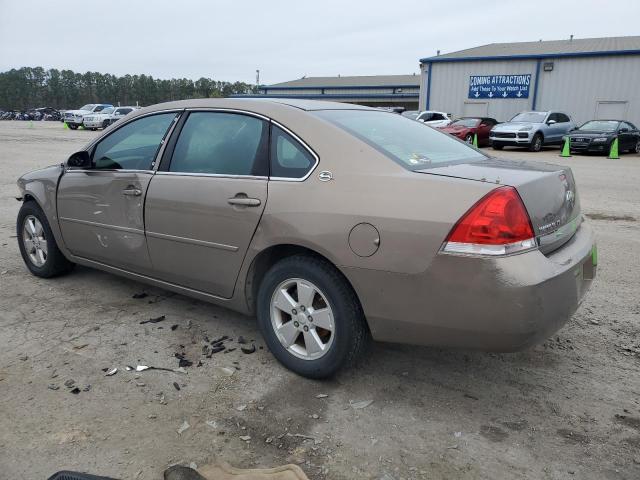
xmin=438 ymin=117 xmax=499 ymax=146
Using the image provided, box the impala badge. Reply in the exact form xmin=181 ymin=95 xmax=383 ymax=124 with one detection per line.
xmin=318 ymin=171 xmax=333 ymax=182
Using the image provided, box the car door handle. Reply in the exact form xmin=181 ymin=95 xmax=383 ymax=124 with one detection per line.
xmin=227 ymin=197 xmax=261 ymax=207
xmin=122 ymin=188 xmax=142 ymax=196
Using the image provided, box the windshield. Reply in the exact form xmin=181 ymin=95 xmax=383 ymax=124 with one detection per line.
xmin=451 ymin=118 xmax=479 ymax=127
xmin=579 ymin=120 xmax=619 ymax=131
xmin=79 ymin=104 xmax=95 ymax=111
xmin=401 ymin=111 xmax=420 ymax=120
xmin=314 ymin=110 xmax=487 ymax=169
xmin=101 ymin=107 xmax=115 ymax=114
xmin=510 ymin=112 xmax=546 ymax=123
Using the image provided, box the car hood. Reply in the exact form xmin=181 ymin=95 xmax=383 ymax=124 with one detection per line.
xmin=414 ymin=157 xmax=581 ymax=253
xmin=492 ymin=122 xmax=539 ymax=131
xmin=569 ymin=131 xmax=615 ymax=137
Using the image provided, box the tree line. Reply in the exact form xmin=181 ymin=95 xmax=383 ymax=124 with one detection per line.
xmin=0 ymin=67 xmax=258 ymax=110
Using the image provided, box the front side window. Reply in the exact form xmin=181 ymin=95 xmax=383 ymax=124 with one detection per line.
xmin=270 ymin=126 xmax=315 ymax=179
xmin=93 ymin=112 xmax=177 ymax=170
xmin=116 ymin=108 xmax=132 ymax=115
xmin=169 ymin=112 xmax=267 ymax=176
xmin=557 ymin=113 xmax=570 ymax=123
xmin=314 ymin=110 xmax=486 ymax=169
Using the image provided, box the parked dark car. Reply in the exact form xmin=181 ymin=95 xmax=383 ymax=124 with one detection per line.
xmin=567 ymin=120 xmax=640 ymax=155
xmin=437 ymin=117 xmax=499 ymax=146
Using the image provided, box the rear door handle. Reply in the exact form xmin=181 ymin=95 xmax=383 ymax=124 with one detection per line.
xmin=122 ymin=188 xmax=142 ymax=196
xmin=228 ymin=197 xmax=261 ymax=207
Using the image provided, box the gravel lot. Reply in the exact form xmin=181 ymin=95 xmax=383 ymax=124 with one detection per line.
xmin=0 ymin=121 xmax=639 ymax=480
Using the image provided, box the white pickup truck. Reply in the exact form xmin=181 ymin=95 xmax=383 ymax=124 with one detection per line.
xmin=63 ymin=104 xmax=113 ymax=129
xmin=82 ymin=106 xmax=139 ymax=130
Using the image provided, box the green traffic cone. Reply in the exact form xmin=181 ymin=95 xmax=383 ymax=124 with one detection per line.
xmin=29 ymin=120 xmax=34 ymax=128
xmin=473 ymin=133 xmax=478 ymax=148
xmin=608 ymin=137 xmax=619 ymax=159
xmin=79 ymin=124 xmax=84 ymax=130
xmin=63 ymin=122 xmax=69 ymax=129
xmin=560 ymin=137 xmax=571 ymax=157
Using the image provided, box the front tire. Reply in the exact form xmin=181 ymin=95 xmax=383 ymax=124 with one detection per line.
xmin=68 ymin=124 xmax=78 ymax=130
xmin=17 ymin=201 xmax=74 ymax=278
xmin=465 ymin=134 xmax=473 ymax=144
xmin=256 ymin=255 xmax=369 ymax=378
xmin=492 ymin=143 xmax=504 ymax=150
xmin=529 ymin=133 xmax=543 ymax=152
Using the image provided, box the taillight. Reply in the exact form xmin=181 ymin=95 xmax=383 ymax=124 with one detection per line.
xmin=442 ymin=186 xmax=536 ymax=256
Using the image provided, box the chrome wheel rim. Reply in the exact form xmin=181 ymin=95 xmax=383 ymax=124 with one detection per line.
xmin=270 ymin=278 xmax=335 ymax=360
xmin=465 ymin=135 xmax=473 ymax=144
xmin=22 ymin=215 xmax=48 ymax=267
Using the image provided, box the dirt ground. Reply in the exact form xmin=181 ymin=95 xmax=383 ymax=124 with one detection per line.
xmin=0 ymin=121 xmax=639 ymax=480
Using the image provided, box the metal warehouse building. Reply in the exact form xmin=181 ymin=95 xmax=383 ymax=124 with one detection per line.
xmin=243 ymin=75 xmax=420 ymax=110
xmin=419 ymin=36 xmax=640 ymax=125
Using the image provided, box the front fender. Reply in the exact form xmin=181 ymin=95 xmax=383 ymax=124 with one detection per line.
xmin=17 ymin=164 xmax=70 ymax=257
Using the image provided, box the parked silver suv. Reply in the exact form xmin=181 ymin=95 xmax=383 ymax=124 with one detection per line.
xmin=490 ymin=111 xmax=575 ymax=151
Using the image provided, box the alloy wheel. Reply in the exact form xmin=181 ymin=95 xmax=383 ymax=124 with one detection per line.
xmin=635 ymin=140 xmax=640 ymax=154
xmin=270 ymin=278 xmax=335 ymax=360
xmin=22 ymin=215 xmax=48 ymax=267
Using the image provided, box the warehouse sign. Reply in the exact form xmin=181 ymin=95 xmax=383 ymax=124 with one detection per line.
xmin=468 ymin=74 xmax=531 ymax=99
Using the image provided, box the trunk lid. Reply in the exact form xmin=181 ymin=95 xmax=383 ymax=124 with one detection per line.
xmin=415 ymin=157 xmax=581 ymax=254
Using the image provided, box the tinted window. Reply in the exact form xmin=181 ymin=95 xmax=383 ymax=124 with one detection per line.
xmin=418 ymin=113 xmax=432 ymax=121
xmin=622 ymin=122 xmax=635 ymax=130
xmin=169 ymin=112 xmax=267 ymax=176
xmin=93 ymin=113 xmax=176 ymax=170
xmin=556 ymin=113 xmax=570 ymax=123
xmin=270 ymin=126 xmax=315 ymax=179
xmin=116 ymin=108 xmax=132 ymax=115
xmin=315 ymin=110 xmax=486 ymax=169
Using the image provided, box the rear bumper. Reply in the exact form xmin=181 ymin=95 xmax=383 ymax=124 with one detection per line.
xmin=343 ymin=222 xmax=596 ymax=351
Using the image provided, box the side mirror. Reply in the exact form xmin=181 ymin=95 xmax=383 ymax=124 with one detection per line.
xmin=547 ymin=119 xmax=557 ymax=125
xmin=67 ymin=150 xmax=92 ymax=168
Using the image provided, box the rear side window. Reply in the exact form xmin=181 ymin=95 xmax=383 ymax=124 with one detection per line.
xmin=270 ymin=126 xmax=315 ymax=179
xmin=169 ymin=112 xmax=268 ymax=176
xmin=431 ymin=113 xmax=446 ymax=121
xmin=93 ymin=112 xmax=177 ymax=170
xmin=557 ymin=113 xmax=570 ymax=123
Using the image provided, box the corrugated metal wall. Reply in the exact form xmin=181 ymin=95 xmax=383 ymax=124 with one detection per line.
xmin=420 ymin=55 xmax=640 ymax=125
xmin=420 ymin=60 xmax=538 ymax=121
xmin=535 ymin=55 xmax=640 ymax=125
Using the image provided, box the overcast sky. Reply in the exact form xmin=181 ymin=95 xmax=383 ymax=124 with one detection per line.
xmin=1 ymin=0 xmax=638 ymax=85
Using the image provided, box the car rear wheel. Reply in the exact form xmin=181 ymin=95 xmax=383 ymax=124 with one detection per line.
xmin=102 ymin=120 xmax=110 ymax=129
xmin=631 ymin=139 xmax=640 ymax=154
xmin=256 ymin=255 xmax=369 ymax=378
xmin=529 ymin=133 xmax=543 ymax=152
xmin=68 ymin=124 xmax=77 ymax=130
xmin=17 ymin=201 xmax=74 ymax=278
xmin=464 ymin=134 xmax=473 ymax=144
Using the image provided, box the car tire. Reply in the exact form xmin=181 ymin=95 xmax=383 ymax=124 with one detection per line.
xmin=17 ymin=201 xmax=75 ymax=278
xmin=102 ymin=120 xmax=110 ymax=129
xmin=529 ymin=133 xmax=543 ymax=152
xmin=492 ymin=143 xmax=504 ymax=150
xmin=256 ymin=254 xmax=369 ymax=379
xmin=464 ymin=134 xmax=474 ymax=144
xmin=68 ymin=124 xmax=78 ymax=130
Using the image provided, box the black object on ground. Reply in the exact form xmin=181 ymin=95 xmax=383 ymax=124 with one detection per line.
xmin=210 ymin=335 xmax=229 ymax=344
xmin=132 ymin=292 xmax=148 ymax=299
xmin=174 ymin=352 xmax=193 ymax=368
xmin=164 ymin=465 xmax=207 ymax=480
xmin=48 ymin=471 xmax=120 ymax=480
xmin=70 ymin=387 xmax=81 ymax=394
xmin=173 ymin=382 xmax=181 ymax=391
xmin=140 ymin=315 xmax=166 ymax=324
xmin=241 ymin=344 xmax=256 ymax=354
xmin=237 ymin=335 xmax=247 ymax=344
xmin=171 ymin=324 xmax=179 ymax=331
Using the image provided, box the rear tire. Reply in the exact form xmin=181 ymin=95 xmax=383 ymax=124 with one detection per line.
xmin=68 ymin=124 xmax=78 ymax=130
xmin=529 ymin=133 xmax=543 ymax=152
xmin=102 ymin=120 xmax=110 ymax=129
xmin=465 ymin=134 xmax=473 ymax=144
xmin=17 ymin=201 xmax=74 ymax=278
xmin=256 ymin=255 xmax=369 ymax=379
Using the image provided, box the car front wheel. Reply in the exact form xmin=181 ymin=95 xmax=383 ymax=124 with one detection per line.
xmin=256 ymin=255 xmax=369 ymax=378
xmin=529 ymin=133 xmax=543 ymax=152
xmin=17 ymin=201 xmax=74 ymax=278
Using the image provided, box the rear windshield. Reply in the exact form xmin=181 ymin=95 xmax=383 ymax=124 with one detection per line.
xmin=314 ymin=110 xmax=486 ymax=169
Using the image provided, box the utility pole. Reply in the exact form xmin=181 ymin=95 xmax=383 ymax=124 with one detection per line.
xmin=256 ymin=69 xmax=260 ymax=87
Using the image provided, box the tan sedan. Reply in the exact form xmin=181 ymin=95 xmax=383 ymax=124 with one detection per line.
xmin=16 ymin=99 xmax=596 ymax=378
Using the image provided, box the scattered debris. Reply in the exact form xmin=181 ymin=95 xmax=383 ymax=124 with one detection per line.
xmin=210 ymin=346 xmax=225 ymax=355
xmin=237 ymin=336 xmax=247 ymax=344
xmin=239 ymin=435 xmax=251 ymax=441
xmin=82 ymin=385 xmax=91 ymax=392
xmin=48 ymin=384 xmax=59 ymax=390
xmin=590 ymin=319 xmax=600 ymax=325
xmin=177 ymin=421 xmax=190 ymax=434
xmin=311 ymin=414 xmax=319 ymax=419
xmin=173 ymin=382 xmax=181 ymax=391
xmin=175 ymin=353 xmax=193 ymax=368
xmin=235 ymin=404 xmax=247 ymax=412
xmin=316 ymin=394 xmax=328 ymax=399
xmin=171 ymin=324 xmax=179 ymax=331
xmin=224 ymin=348 xmax=236 ymax=354
xmin=132 ymin=292 xmax=148 ymax=299
xmin=241 ymin=344 xmax=256 ymax=354
xmin=64 ymin=379 xmax=75 ymax=388
xmin=105 ymin=368 xmax=118 ymax=377
xmin=211 ymin=335 xmax=229 ymax=344
xmin=72 ymin=343 xmax=89 ymax=350
xmin=19 ymin=355 xmax=28 ymax=361
xmin=136 ymin=365 xmax=150 ymax=372
xmin=454 ymin=431 xmax=462 ymax=438
xmin=215 ymin=366 xmax=235 ymax=377
xmin=349 ymin=399 xmax=373 ymax=409
xmin=464 ymin=393 xmax=479 ymax=401
xmin=140 ymin=315 xmax=166 ymax=325
xmin=206 ymin=420 xmax=217 ymax=429
xmin=70 ymin=387 xmax=81 ymax=394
